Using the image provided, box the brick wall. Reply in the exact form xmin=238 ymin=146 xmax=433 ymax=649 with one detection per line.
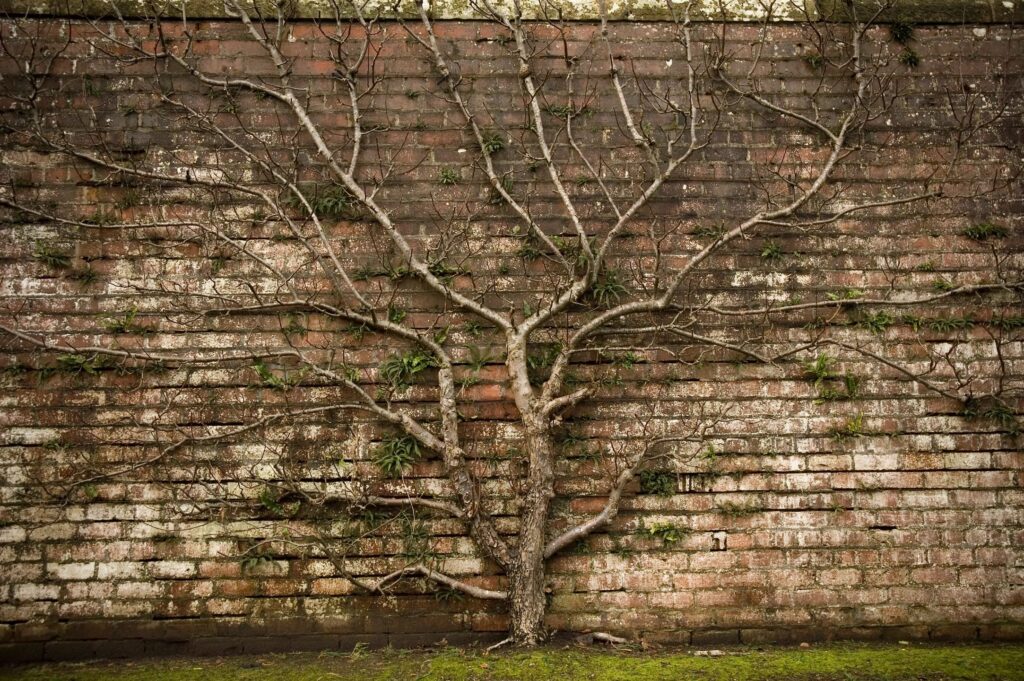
xmin=0 ymin=14 xmax=1022 ymax=662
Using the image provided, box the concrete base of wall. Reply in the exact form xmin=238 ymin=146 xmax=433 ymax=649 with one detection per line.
xmin=3 ymin=619 xmax=1023 ymax=663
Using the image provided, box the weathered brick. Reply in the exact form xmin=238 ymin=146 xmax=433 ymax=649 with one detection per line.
xmin=47 ymin=562 xmax=96 ymax=581
xmin=12 ymin=583 xmax=60 ymax=602
xmin=147 ymin=561 xmax=197 ymax=579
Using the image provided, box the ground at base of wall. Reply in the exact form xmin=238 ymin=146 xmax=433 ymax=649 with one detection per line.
xmin=3 ymin=642 xmax=1024 ymax=681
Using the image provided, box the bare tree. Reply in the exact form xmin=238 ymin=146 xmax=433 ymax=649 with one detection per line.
xmin=1 ymin=0 xmax=1020 ymax=645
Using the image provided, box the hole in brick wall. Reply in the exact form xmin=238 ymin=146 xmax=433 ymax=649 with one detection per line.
xmin=869 ymin=525 xmax=897 ymax=531
xmin=710 ymin=530 xmax=727 ymax=551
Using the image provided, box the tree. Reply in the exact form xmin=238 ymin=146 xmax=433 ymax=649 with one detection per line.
xmin=0 ymin=0 xmax=1020 ymax=646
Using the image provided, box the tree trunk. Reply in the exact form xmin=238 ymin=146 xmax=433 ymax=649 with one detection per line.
xmin=508 ymin=551 xmax=547 ymax=645
xmin=503 ymin=337 xmax=556 ymax=645
xmin=507 ymin=426 xmax=555 ymax=645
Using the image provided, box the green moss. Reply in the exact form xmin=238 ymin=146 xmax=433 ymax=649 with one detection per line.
xmin=5 ymin=644 xmax=1024 ymax=681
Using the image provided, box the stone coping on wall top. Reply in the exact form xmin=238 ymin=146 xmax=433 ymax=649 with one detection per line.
xmin=5 ymin=0 xmax=1023 ymax=22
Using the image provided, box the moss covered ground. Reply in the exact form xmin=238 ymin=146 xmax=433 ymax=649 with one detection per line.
xmin=3 ymin=643 xmax=1023 ymax=681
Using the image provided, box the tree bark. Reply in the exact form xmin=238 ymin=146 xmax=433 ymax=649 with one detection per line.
xmin=508 ymin=547 xmax=548 ymax=645
xmin=508 ymin=426 xmax=556 ymax=645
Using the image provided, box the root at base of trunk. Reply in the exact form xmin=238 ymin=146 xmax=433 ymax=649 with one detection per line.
xmin=574 ymin=632 xmax=629 ymax=645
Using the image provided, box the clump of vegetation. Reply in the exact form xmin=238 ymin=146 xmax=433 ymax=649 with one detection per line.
xmin=209 ymin=253 xmax=232 ymax=275
xmin=102 ymin=305 xmax=152 ymax=335
xmin=79 ymin=483 xmax=100 ymax=501
xmin=900 ymin=314 xmax=924 ymax=331
xmin=55 ymin=353 xmax=113 ymax=376
xmin=437 ymin=167 xmax=460 ymax=186
xmin=831 ymin=412 xmax=867 ymax=439
xmin=638 ymin=470 xmax=675 ymax=496
xmin=488 ymin=174 xmax=514 ymax=204
xmin=802 ymin=52 xmax=825 ymax=70
xmin=889 ymin=21 xmax=914 ymax=44
xmin=240 ymin=551 xmax=275 ymax=573
xmin=827 ymin=288 xmax=864 ymax=302
xmin=81 ymin=209 xmax=117 ymax=226
xmin=693 ymin=223 xmax=725 ymax=239
xmin=543 ymin=103 xmax=578 ymax=118
xmin=760 ymin=240 xmax=783 ymax=263
xmin=399 ymin=514 xmax=434 ymax=562
xmin=804 ymin=354 xmax=859 ymax=402
xmin=464 ymin=345 xmax=495 ymax=373
xmin=285 ymin=183 xmax=361 ymax=220
xmin=373 ymin=434 xmax=422 ymax=477
xmin=646 ymin=522 xmax=684 ymax=546
xmin=252 ymin=361 xmax=305 ymax=390
xmin=589 ymin=270 xmax=628 ymax=307
xmin=33 ymin=242 xmax=72 ymax=269
xmin=433 ymin=586 xmax=464 ymax=603
xmin=858 ymin=310 xmax=894 ymax=336
xmin=556 ymin=430 xmax=586 ymax=453
xmin=379 ymin=349 xmax=439 ymax=389
xmin=115 ymin=188 xmax=143 ymax=209
xmin=481 ymin=132 xmax=505 ymax=154
xmin=611 ymin=351 xmax=640 ymax=370
xmin=354 ymin=262 xmax=415 ymax=282
xmin=462 ymin=320 xmax=488 ymax=338
xmin=282 ymin=313 xmax=306 ymax=337
xmin=70 ymin=265 xmax=100 ymax=285
xmin=898 ymin=49 xmax=920 ymax=68
xmin=258 ymin=487 xmax=298 ymax=517
xmin=926 ymin=316 xmax=974 ymax=333
xmin=963 ymin=395 xmax=1019 ymax=435
xmin=718 ymin=500 xmax=763 ymax=517
xmin=962 ymin=222 xmax=1008 ymax=241
xmin=991 ymin=316 xmax=1024 ymax=331
xmin=550 ymin=234 xmax=594 ymax=269
xmin=526 ymin=343 xmax=561 ymax=386
xmin=346 ymin=322 xmax=369 ymax=341
xmin=427 ymin=260 xmax=468 ymax=283
xmin=352 ymin=265 xmax=377 ymax=282
xmin=387 ymin=306 xmax=407 ymax=324
xmin=517 ymin=233 xmax=545 ymax=260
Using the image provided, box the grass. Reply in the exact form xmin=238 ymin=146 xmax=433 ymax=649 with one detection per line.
xmin=3 ymin=643 xmax=1023 ymax=681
